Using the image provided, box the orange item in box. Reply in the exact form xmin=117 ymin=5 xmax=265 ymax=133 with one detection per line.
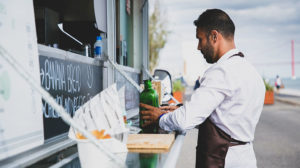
xmin=76 ymin=129 xmax=111 ymax=140
xmin=76 ymin=133 xmax=87 ymax=139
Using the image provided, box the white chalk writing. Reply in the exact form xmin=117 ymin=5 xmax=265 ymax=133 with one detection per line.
xmin=42 ymin=94 xmax=87 ymax=118
xmin=87 ymin=65 xmax=93 ymax=88
xmin=40 ymin=58 xmax=98 ymax=119
xmin=40 ymin=59 xmax=67 ymax=91
xmin=66 ymin=64 xmax=81 ymax=93
xmin=40 ymin=59 xmax=82 ymax=93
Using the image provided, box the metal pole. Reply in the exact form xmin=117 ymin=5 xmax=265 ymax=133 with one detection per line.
xmin=292 ymin=40 xmax=295 ymax=79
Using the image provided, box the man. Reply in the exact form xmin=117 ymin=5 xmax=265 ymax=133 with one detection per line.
xmin=140 ymin=9 xmax=265 ymax=168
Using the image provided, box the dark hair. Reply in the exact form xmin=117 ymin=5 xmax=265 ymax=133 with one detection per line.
xmin=194 ymin=9 xmax=235 ymax=39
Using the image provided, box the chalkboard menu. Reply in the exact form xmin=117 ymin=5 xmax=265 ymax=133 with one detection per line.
xmin=115 ymin=68 xmax=140 ymax=111
xmin=39 ymin=55 xmax=102 ymax=140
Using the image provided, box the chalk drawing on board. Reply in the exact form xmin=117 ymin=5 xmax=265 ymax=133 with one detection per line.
xmin=87 ymin=65 xmax=94 ymax=89
xmin=39 ymin=56 xmax=103 ymax=140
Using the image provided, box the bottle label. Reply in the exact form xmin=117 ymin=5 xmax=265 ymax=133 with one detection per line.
xmin=95 ymin=46 xmax=101 ymax=56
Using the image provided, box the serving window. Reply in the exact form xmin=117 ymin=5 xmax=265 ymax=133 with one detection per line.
xmin=115 ymin=0 xmax=133 ymax=67
xmin=33 ymin=0 xmax=103 ymax=57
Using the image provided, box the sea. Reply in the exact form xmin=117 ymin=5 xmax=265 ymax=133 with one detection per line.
xmin=268 ymin=77 xmax=300 ymax=90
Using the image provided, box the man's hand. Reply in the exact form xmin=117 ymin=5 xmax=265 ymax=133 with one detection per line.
xmin=160 ymin=105 xmax=179 ymax=112
xmin=140 ymin=103 xmax=168 ymax=127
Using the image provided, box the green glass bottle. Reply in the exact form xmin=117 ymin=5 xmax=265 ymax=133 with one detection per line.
xmin=140 ymin=79 xmax=159 ymax=133
xmin=139 ymin=154 xmax=158 ymax=168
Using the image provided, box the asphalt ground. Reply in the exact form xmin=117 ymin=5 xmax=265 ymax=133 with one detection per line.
xmin=254 ymin=101 xmax=300 ymax=168
xmin=176 ymin=87 xmax=197 ymax=168
xmin=176 ymin=87 xmax=300 ymax=168
xmin=275 ymin=94 xmax=300 ymax=106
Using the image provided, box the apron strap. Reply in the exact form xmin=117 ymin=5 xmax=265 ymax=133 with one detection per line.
xmin=228 ymin=52 xmax=244 ymax=59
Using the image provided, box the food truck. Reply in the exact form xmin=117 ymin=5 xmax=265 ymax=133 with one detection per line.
xmin=0 ymin=0 xmax=185 ymax=167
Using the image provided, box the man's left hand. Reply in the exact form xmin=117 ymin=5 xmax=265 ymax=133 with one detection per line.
xmin=140 ymin=103 xmax=167 ymax=127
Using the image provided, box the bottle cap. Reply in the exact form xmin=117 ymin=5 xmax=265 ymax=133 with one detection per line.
xmin=96 ymin=36 xmax=102 ymax=41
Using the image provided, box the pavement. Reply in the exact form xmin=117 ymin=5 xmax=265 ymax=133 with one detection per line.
xmin=255 ymin=101 xmax=300 ymax=168
xmin=276 ymin=88 xmax=300 ymax=97
xmin=275 ymin=88 xmax=300 ymax=106
xmin=175 ymin=87 xmax=300 ymax=168
xmin=176 ymin=86 xmax=197 ymax=168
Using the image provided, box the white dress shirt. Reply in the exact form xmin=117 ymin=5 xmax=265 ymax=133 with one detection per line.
xmin=159 ymin=48 xmax=265 ymax=142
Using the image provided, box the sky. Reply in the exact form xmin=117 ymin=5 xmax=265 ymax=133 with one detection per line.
xmin=150 ymin=0 xmax=300 ymax=85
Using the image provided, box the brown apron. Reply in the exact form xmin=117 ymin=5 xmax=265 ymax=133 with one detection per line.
xmin=196 ymin=119 xmax=247 ymax=168
xmin=196 ymin=52 xmax=246 ymax=168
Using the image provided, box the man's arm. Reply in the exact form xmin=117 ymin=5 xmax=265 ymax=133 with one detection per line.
xmin=160 ymin=86 xmax=226 ymax=131
xmin=140 ymin=86 xmax=226 ymax=132
xmin=141 ymin=67 xmax=230 ymax=132
xmin=159 ymin=67 xmax=231 ymax=132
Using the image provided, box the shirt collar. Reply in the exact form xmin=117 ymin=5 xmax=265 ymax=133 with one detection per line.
xmin=216 ymin=48 xmax=239 ymax=64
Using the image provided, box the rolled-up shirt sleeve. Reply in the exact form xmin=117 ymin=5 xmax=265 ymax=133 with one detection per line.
xmin=159 ymin=67 xmax=231 ymax=132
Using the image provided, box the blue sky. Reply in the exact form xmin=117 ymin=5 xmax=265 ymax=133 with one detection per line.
xmin=150 ymin=0 xmax=300 ymax=84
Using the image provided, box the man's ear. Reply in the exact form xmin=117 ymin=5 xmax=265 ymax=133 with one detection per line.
xmin=211 ymin=30 xmax=218 ymax=42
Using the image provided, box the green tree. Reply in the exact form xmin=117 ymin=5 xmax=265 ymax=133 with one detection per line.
xmin=149 ymin=0 xmax=168 ymax=72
